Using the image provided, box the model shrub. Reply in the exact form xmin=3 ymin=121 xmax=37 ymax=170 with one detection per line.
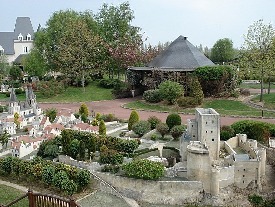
xmin=98 ymin=78 xmax=123 ymax=89
xmin=151 ymin=133 xmax=162 ymax=141
xmin=122 ymin=159 xmax=165 ymax=180
xmin=61 ymin=179 xmax=77 ymax=196
xmin=76 ymin=169 xmax=91 ymax=189
xmin=171 ymin=125 xmax=186 ymax=140
xmin=42 ymin=166 xmax=55 ymax=185
xmin=189 ymin=76 xmax=204 ymax=105
xmin=101 ymin=164 xmax=120 ymax=174
xmin=156 ymin=123 xmax=169 ymax=138
xmin=159 ymin=80 xmax=184 ymax=104
xmin=132 ymin=121 xmax=151 ymax=137
xmin=220 ymin=125 xmax=235 ymax=141
xmin=231 ymin=120 xmax=271 ymax=143
xmin=143 ymin=89 xmax=162 ymax=103
xmin=100 ymin=149 xmax=124 ymax=165
xmin=148 ymin=116 xmax=161 ymax=129
xmin=128 ymin=110 xmax=139 ymax=131
xmin=53 ymin=170 xmax=68 ymax=189
xmin=99 ymin=120 xmax=106 ymax=136
xmin=115 ymin=139 xmax=139 ymax=154
xmin=100 ymin=113 xmax=116 ymax=122
xmin=166 ymin=113 xmax=182 ymax=130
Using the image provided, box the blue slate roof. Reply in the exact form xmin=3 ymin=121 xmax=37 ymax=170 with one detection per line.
xmin=147 ymin=35 xmax=215 ymax=71
xmin=0 ymin=17 xmax=34 ymax=55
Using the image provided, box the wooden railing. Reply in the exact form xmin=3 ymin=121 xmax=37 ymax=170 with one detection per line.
xmin=0 ymin=190 xmax=80 ymax=207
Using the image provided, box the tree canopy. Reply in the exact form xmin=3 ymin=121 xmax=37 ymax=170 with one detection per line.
xmin=210 ymin=38 xmax=235 ymax=64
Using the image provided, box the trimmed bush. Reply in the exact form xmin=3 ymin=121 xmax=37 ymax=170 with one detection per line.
xmin=42 ymin=166 xmax=55 ymax=185
xmin=76 ymin=169 xmax=91 ymax=189
xmin=132 ymin=121 xmax=151 ymax=137
xmin=61 ymin=179 xmax=77 ymax=196
xmin=53 ymin=171 xmax=68 ymax=189
xmin=171 ymin=125 xmax=186 ymax=140
xmin=148 ymin=116 xmax=161 ymax=129
xmin=100 ymin=149 xmax=124 ymax=165
xmin=98 ymin=78 xmax=123 ymax=89
xmin=189 ymin=76 xmax=204 ymax=105
xmin=159 ymin=80 xmax=184 ymax=104
xmin=143 ymin=89 xmax=162 ymax=103
xmin=122 ymin=159 xmax=165 ymax=180
xmin=166 ymin=113 xmax=182 ymax=130
xmin=101 ymin=164 xmax=120 ymax=174
xmin=231 ymin=120 xmax=271 ymax=143
xmin=128 ymin=110 xmax=139 ymax=131
xmin=220 ymin=125 xmax=235 ymax=141
xmin=156 ymin=123 xmax=169 ymax=138
xmin=177 ymin=96 xmax=198 ymax=108
xmin=99 ymin=120 xmax=106 ymax=136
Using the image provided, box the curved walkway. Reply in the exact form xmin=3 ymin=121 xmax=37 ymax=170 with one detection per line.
xmin=39 ymin=96 xmax=275 ymax=126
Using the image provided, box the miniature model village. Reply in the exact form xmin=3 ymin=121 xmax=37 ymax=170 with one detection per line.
xmin=0 ymin=86 xmax=269 ymax=206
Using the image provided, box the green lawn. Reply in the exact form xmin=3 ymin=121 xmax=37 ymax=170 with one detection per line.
xmin=124 ymin=99 xmax=275 ymax=118
xmin=0 ymin=184 xmax=29 ymax=207
xmin=252 ymin=93 xmax=275 ymax=110
xmin=0 ymin=82 xmax=114 ymax=103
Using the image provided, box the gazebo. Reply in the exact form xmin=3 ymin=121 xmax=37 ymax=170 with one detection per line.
xmin=128 ymin=35 xmax=214 ymax=90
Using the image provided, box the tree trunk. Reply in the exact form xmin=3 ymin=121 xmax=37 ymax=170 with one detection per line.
xmin=268 ymin=76 xmax=271 ymax=94
xmin=260 ymin=76 xmax=264 ymax=102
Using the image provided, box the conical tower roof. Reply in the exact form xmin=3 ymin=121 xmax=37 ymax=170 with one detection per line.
xmin=147 ymin=35 xmax=214 ymax=71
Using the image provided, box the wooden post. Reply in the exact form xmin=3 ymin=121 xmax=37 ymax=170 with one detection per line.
xmin=69 ymin=198 xmax=77 ymax=207
xmin=28 ymin=189 xmax=35 ymax=207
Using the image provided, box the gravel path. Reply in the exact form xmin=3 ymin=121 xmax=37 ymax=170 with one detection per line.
xmin=39 ymin=97 xmax=275 ymax=126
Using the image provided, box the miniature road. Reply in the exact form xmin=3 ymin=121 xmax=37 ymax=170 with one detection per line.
xmin=39 ymin=97 xmax=275 ymax=126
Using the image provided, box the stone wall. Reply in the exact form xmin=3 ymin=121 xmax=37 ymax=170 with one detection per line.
xmin=219 ymin=165 xmax=235 ymax=188
xmin=94 ymin=172 xmax=204 ymax=205
xmin=224 ymin=141 xmax=236 ymax=155
xmin=58 ymin=155 xmax=101 ymax=172
xmin=226 ymin=136 xmax=238 ymax=148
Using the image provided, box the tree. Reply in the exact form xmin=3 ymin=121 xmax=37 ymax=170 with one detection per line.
xmin=189 ymin=76 xmax=204 ymax=104
xmin=95 ymin=2 xmax=143 ymax=78
xmin=79 ymin=103 xmax=89 ymax=117
xmin=166 ymin=113 xmax=182 ymax=130
xmin=210 ymin=38 xmax=235 ymax=64
xmin=99 ymin=120 xmax=106 ymax=136
xmin=0 ymin=55 xmax=10 ymax=81
xmin=240 ymin=19 xmax=275 ymax=102
xmin=159 ymin=80 xmax=184 ymax=104
xmin=128 ymin=110 xmax=139 ymax=131
xmin=0 ymin=130 xmax=11 ymax=148
xmin=14 ymin=112 xmax=20 ymax=128
xmin=9 ymin=66 xmax=22 ymax=81
xmin=44 ymin=108 xmax=57 ymax=123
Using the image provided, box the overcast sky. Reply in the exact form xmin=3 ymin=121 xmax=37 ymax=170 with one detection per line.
xmin=0 ymin=0 xmax=274 ymax=49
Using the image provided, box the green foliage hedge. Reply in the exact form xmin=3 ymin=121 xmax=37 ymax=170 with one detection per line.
xmin=143 ymin=89 xmax=163 ymax=103
xmin=171 ymin=125 xmax=186 ymax=140
xmin=148 ymin=116 xmax=161 ymax=130
xmin=177 ymin=96 xmax=198 ymax=108
xmin=122 ymin=159 xmax=165 ymax=180
xmin=231 ymin=120 xmax=275 ymax=143
xmin=159 ymin=80 xmax=184 ymax=104
xmin=98 ymin=78 xmax=123 ymax=89
xmin=0 ymin=156 xmax=90 ymax=195
xmin=132 ymin=121 xmax=151 ymax=137
xmin=166 ymin=113 xmax=182 ymax=130
xmin=156 ymin=123 xmax=169 ymax=138
xmin=128 ymin=110 xmax=139 ymax=131
xmin=220 ymin=125 xmax=235 ymax=141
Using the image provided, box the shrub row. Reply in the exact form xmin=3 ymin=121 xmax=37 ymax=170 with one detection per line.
xmin=0 ymin=156 xmax=90 ymax=195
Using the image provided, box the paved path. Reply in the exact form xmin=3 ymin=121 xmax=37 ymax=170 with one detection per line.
xmin=39 ymin=97 xmax=275 ymax=126
xmin=0 ymin=179 xmax=29 ymax=192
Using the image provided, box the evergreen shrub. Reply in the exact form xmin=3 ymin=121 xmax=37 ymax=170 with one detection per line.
xmin=143 ymin=89 xmax=162 ymax=103
xmin=156 ymin=123 xmax=169 ymax=138
xmin=148 ymin=116 xmax=161 ymax=129
xmin=166 ymin=113 xmax=182 ymax=130
xmin=171 ymin=125 xmax=186 ymax=140
xmin=128 ymin=110 xmax=139 ymax=131
xmin=132 ymin=121 xmax=151 ymax=137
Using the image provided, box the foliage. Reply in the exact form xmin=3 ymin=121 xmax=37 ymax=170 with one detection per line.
xmin=126 ymin=70 xmax=142 ymax=86
xmin=248 ymin=194 xmax=264 ymax=207
xmin=220 ymin=125 xmax=235 ymax=141
xmin=0 ymin=130 xmax=10 ymax=148
xmin=111 ymin=81 xmax=131 ymax=98
xmin=53 ymin=170 xmax=68 ymax=189
xmin=159 ymin=80 xmax=184 ymax=104
xmin=231 ymin=120 xmax=273 ymax=143
xmin=76 ymin=169 xmax=91 ymax=189
xmin=132 ymin=121 xmax=151 ymax=137
xmin=9 ymin=66 xmax=22 ymax=80
xmin=166 ymin=113 xmax=182 ymax=130
xmin=44 ymin=108 xmax=57 ymax=123
xmin=101 ymin=164 xmax=120 ymax=173
xmin=37 ymin=80 xmax=66 ymax=98
xmin=42 ymin=165 xmax=55 ymax=185
xmin=100 ymin=148 xmax=123 ymax=165
xmin=143 ymin=89 xmax=162 ymax=103
xmin=147 ymin=116 xmax=161 ymax=129
xmin=128 ymin=110 xmax=139 ymax=131
xmin=61 ymin=179 xmax=77 ymax=196
xmin=122 ymin=159 xmax=165 ymax=180
xmin=189 ymin=76 xmax=204 ymax=105
xmin=79 ymin=103 xmax=89 ymax=117
xmin=170 ymin=125 xmax=186 ymax=140
xmin=156 ymin=123 xmax=169 ymax=138
xmin=195 ymin=65 xmax=236 ymax=97
xmin=100 ymin=113 xmax=117 ymax=122
xmin=69 ymin=139 xmax=80 ymax=159
xmin=177 ymin=96 xmax=198 ymax=108
xmin=98 ymin=78 xmax=124 ymax=89
xmin=210 ymin=38 xmax=235 ymax=63
xmin=99 ymin=120 xmax=106 ymax=136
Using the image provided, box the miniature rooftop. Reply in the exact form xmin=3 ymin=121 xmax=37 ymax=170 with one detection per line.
xmin=196 ymin=108 xmax=219 ymax=115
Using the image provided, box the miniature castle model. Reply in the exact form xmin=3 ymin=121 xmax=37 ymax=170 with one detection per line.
xmin=180 ymin=108 xmax=266 ymax=195
xmin=8 ymin=86 xmax=42 ymax=123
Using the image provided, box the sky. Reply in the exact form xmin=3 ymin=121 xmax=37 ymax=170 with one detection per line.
xmin=0 ymin=0 xmax=274 ymax=49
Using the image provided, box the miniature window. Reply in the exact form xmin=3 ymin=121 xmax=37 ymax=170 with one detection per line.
xmin=0 ymin=45 xmax=4 ymax=55
xmin=23 ymin=46 xmax=28 ymax=53
xmin=206 ymin=122 xmax=208 ymax=124
xmin=243 ymin=175 xmax=245 ymax=177
xmin=211 ymin=131 xmax=213 ymax=133
xmin=206 ymin=131 xmax=207 ymax=133
xmin=18 ymin=33 xmax=23 ymax=41
xmin=192 ymin=125 xmax=193 ymax=127
xmin=243 ymin=180 xmax=245 ymax=184
xmin=212 ymin=139 xmax=214 ymax=142
xmin=244 ymin=169 xmax=245 ymax=171
xmin=212 ymin=120 xmax=214 ymax=124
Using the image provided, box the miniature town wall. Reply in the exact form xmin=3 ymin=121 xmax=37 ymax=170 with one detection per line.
xmin=218 ymin=165 xmax=235 ymax=188
xmin=95 ymin=172 xmax=204 ymax=205
xmin=58 ymin=155 xmax=101 ymax=171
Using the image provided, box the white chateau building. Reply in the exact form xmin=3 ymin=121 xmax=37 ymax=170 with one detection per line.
xmin=180 ymin=108 xmax=266 ymax=195
xmin=0 ymin=17 xmax=34 ymax=64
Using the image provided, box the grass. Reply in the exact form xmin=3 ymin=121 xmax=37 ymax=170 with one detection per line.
xmin=0 ymin=81 xmax=114 ymax=103
xmin=252 ymin=93 xmax=275 ymax=110
xmin=124 ymin=99 xmax=275 ymax=118
xmin=0 ymin=184 xmax=29 ymax=207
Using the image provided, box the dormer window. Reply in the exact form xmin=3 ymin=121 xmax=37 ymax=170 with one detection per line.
xmin=26 ymin=33 xmax=31 ymax=41
xmin=18 ymin=33 xmax=23 ymax=41
xmin=0 ymin=45 xmax=4 ymax=55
